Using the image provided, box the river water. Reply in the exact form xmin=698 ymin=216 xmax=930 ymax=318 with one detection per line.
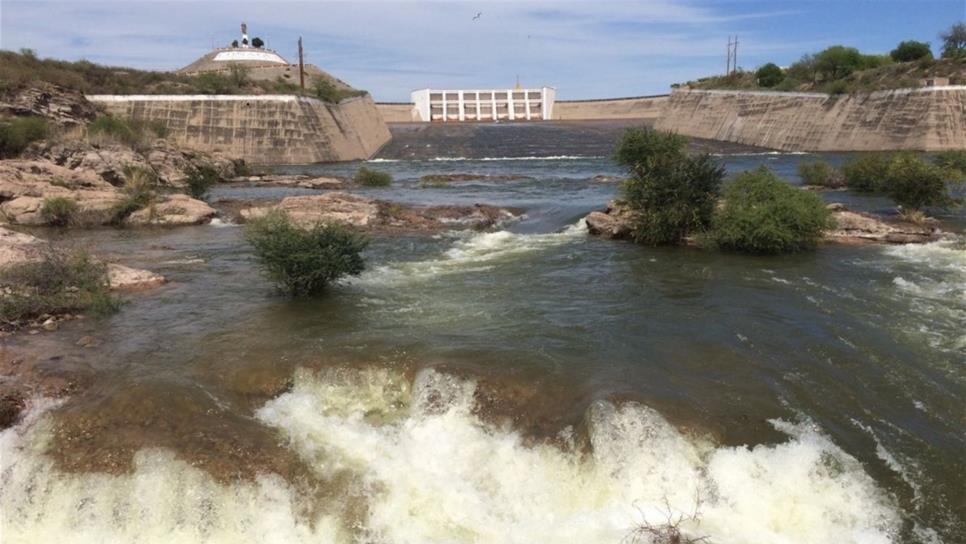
xmin=1 ymin=136 xmax=964 ymax=543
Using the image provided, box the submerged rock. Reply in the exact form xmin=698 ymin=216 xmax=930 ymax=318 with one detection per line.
xmin=0 ymin=226 xmax=166 ymax=290
xmin=240 ymin=192 xmax=516 ymax=232
xmin=232 ymin=174 xmax=346 ymax=190
xmin=106 ymin=264 xmax=167 ymax=290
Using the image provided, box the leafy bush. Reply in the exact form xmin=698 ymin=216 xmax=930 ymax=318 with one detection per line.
xmin=184 ymin=164 xmax=219 ymax=199
xmin=881 ymin=153 xmax=960 ymax=210
xmin=797 ymin=160 xmax=841 ymax=187
xmin=245 ymin=210 xmax=368 ymax=296
xmin=755 ymin=63 xmax=785 ymax=87
xmin=890 ymin=40 xmax=933 ymax=62
xmin=842 ymin=154 xmax=891 ymax=192
xmin=0 ymin=116 xmax=48 ymax=158
xmin=827 ymin=80 xmax=850 ymax=95
xmin=251 ymin=37 xmax=264 ymax=49
xmin=40 ymin=196 xmax=79 ymax=226
xmin=0 ymin=249 xmax=119 ymax=327
xmin=110 ymin=166 xmax=159 ymax=224
xmin=354 ymin=166 xmax=392 ymax=187
xmin=615 ymin=128 xmax=725 ymax=245
xmin=711 ymin=167 xmax=832 ymax=254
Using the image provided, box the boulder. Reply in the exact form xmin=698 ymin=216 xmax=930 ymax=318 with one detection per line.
xmin=584 ymin=201 xmax=634 ymax=240
xmin=0 ymin=82 xmax=98 ymax=125
xmin=125 ymin=194 xmax=217 ymax=226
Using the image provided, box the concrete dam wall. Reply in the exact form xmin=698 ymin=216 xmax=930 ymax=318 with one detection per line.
xmin=88 ymin=94 xmax=391 ymax=164
xmin=655 ymin=87 xmax=966 ymax=152
xmin=553 ymin=95 xmax=668 ymax=121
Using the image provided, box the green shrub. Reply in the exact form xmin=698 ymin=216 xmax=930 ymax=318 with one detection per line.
xmin=0 ymin=249 xmax=119 ymax=327
xmin=0 ymin=117 xmax=48 ymax=158
xmin=797 ymin=160 xmax=841 ymax=187
xmin=110 ymin=165 xmax=159 ymax=224
xmin=615 ymin=128 xmax=725 ymax=245
xmin=826 ymin=80 xmax=850 ymax=95
xmin=40 ymin=196 xmax=79 ymax=226
xmin=184 ymin=163 xmax=219 ymax=199
xmin=711 ymin=167 xmax=833 ymax=254
xmin=87 ymin=115 xmax=166 ymax=149
xmin=354 ymin=166 xmax=392 ymax=187
xmin=890 ymin=40 xmax=933 ymax=62
xmin=245 ymin=210 xmax=368 ymax=296
xmin=755 ymin=63 xmax=785 ymax=87
xmin=842 ymin=154 xmax=891 ymax=192
xmin=940 ymin=22 xmax=966 ymax=59
xmin=881 ymin=152 xmax=960 ymax=210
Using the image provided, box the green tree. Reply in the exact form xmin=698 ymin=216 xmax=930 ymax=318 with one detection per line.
xmin=814 ymin=46 xmax=864 ymax=80
xmin=940 ymin=22 xmax=966 ymax=58
xmin=615 ymin=128 xmax=725 ymax=245
xmin=245 ymin=210 xmax=368 ymax=296
xmin=184 ymin=164 xmax=220 ymax=200
xmin=755 ymin=63 xmax=785 ymax=87
xmin=251 ymin=37 xmax=264 ymax=48
xmin=711 ymin=167 xmax=832 ymax=254
xmin=890 ymin=40 xmax=933 ymax=62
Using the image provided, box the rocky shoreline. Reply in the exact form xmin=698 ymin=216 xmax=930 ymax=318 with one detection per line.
xmin=584 ymin=200 xmax=944 ymax=245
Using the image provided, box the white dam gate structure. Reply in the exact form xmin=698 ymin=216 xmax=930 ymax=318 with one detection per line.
xmin=411 ymin=87 xmax=556 ymax=122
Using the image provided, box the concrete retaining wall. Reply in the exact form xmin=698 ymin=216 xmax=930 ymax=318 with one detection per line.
xmin=552 ymin=96 xmax=668 ymax=121
xmin=376 ymin=103 xmax=417 ymax=123
xmin=655 ymin=87 xmax=966 ymax=151
xmin=88 ymin=94 xmax=391 ymax=164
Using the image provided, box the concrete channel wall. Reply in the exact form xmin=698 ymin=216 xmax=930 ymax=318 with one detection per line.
xmin=655 ymin=87 xmax=966 ymax=151
xmin=88 ymin=94 xmax=392 ymax=164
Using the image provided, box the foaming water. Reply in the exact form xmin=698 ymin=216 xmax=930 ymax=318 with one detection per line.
xmin=0 ymin=369 xmax=902 ymax=543
xmin=352 ymin=220 xmax=587 ymax=286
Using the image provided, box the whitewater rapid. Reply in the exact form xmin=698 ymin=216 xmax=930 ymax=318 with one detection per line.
xmin=1 ymin=367 xmax=903 ymax=544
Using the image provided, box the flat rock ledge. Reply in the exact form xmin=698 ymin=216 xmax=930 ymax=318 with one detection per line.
xmin=239 ymin=192 xmax=517 ymax=233
xmin=0 ymin=227 xmax=165 ymax=290
xmin=584 ymin=201 xmax=943 ymax=245
xmin=0 ymin=159 xmax=216 ymax=227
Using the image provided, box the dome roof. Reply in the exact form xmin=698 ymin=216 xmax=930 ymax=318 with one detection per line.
xmin=177 ymin=47 xmax=290 ymax=75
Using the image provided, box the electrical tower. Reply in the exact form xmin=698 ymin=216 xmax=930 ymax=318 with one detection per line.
xmin=726 ymin=35 xmax=739 ymax=75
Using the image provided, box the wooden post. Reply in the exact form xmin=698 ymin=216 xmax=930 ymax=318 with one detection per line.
xmin=298 ymin=37 xmax=305 ymax=90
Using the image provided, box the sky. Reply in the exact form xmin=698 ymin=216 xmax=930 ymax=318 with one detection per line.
xmin=1 ymin=0 xmax=963 ymax=101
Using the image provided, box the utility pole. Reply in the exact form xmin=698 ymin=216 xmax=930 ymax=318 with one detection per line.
xmin=298 ymin=37 xmax=305 ymax=90
xmin=733 ymin=35 xmax=739 ymax=75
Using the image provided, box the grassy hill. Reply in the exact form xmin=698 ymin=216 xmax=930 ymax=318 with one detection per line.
xmin=0 ymin=49 xmax=364 ymax=102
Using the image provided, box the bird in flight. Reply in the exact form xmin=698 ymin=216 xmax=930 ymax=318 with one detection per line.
xmin=473 ymin=12 xmax=482 ymax=20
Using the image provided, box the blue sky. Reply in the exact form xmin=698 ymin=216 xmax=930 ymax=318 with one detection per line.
xmin=1 ymin=1 xmax=963 ymax=101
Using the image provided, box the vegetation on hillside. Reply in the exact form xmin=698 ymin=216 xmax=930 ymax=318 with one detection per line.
xmin=678 ymin=23 xmax=965 ymax=94
xmin=0 ymin=116 xmax=48 ymax=158
xmin=0 ymin=49 xmax=365 ymax=102
xmin=0 ymin=248 xmax=119 ymax=328
xmin=245 ymin=210 xmax=368 ymax=296
xmin=615 ymin=128 xmax=725 ymax=245
xmin=711 ymin=167 xmax=833 ymax=254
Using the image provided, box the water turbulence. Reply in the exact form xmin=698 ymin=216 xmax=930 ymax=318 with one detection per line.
xmin=2 ymin=367 xmax=901 ymax=544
